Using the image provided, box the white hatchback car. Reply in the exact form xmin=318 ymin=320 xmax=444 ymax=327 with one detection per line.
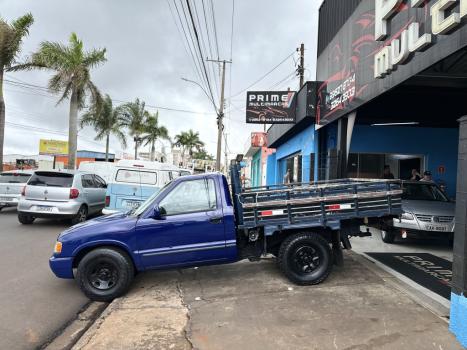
xmin=0 ymin=170 xmax=33 ymax=211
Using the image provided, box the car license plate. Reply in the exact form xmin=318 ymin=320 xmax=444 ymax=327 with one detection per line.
xmin=37 ymin=206 xmax=53 ymax=212
xmin=426 ymin=225 xmax=447 ymax=232
xmin=125 ymin=201 xmax=141 ymax=209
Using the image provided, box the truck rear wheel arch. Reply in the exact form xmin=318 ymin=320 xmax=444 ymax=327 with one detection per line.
xmin=267 ymin=228 xmax=332 ymax=255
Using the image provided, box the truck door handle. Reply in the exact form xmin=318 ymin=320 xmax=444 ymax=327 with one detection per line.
xmin=209 ymin=217 xmax=223 ymax=224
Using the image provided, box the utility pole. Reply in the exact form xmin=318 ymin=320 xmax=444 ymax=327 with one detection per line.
xmin=298 ymin=43 xmax=305 ymax=88
xmin=207 ymin=59 xmax=231 ymax=172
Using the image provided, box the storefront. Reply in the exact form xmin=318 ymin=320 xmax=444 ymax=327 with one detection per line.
xmin=315 ymin=0 xmax=467 ymax=345
xmin=265 ymin=0 xmax=467 ymax=345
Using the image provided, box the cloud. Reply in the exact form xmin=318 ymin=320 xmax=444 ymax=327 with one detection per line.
xmin=1 ymin=0 xmax=320 ymax=161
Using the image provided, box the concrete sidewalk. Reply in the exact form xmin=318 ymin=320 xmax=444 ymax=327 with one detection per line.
xmin=72 ymin=252 xmax=464 ymax=350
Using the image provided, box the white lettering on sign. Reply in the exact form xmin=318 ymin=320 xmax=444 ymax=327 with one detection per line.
xmin=329 ymin=74 xmax=356 ymax=111
xmin=374 ymin=0 xmax=466 ymax=78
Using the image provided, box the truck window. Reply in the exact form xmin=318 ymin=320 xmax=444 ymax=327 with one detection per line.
xmin=159 ymin=178 xmax=216 ymax=215
xmin=115 ymin=169 xmax=140 ymax=184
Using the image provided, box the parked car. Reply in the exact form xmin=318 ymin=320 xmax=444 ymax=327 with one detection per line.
xmin=78 ymin=161 xmax=115 ymax=183
xmin=380 ymin=181 xmax=455 ymax=243
xmin=17 ymin=170 xmax=107 ymax=225
xmin=102 ymin=160 xmax=190 ymax=215
xmin=0 ymin=170 xmax=33 ymax=211
xmin=49 ymin=162 xmax=402 ymax=301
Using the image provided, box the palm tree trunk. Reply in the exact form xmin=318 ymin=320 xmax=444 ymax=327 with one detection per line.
xmin=68 ymin=89 xmax=79 ymax=169
xmin=0 ymin=69 xmax=5 ymax=172
xmin=105 ymin=133 xmax=110 ymax=162
xmin=134 ymin=135 xmax=138 ymax=160
xmin=150 ymin=140 xmax=155 ymax=162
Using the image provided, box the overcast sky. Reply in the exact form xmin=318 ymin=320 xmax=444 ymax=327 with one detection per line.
xmin=1 ymin=0 xmax=320 ymax=161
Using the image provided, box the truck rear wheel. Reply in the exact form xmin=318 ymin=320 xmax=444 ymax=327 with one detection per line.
xmin=381 ymin=229 xmax=396 ymax=244
xmin=76 ymin=247 xmax=134 ymax=302
xmin=278 ymin=232 xmax=333 ymax=285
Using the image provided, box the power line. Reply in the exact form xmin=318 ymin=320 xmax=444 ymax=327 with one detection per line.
xmin=185 ymin=0 xmax=217 ymax=112
xmin=167 ymin=0 xmax=206 ymax=87
xmin=230 ymin=50 xmax=296 ymax=98
xmin=209 ymin=0 xmax=220 ymax=59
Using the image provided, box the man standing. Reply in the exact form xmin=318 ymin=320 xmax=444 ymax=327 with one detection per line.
xmin=283 ymin=169 xmax=291 ymax=184
xmin=421 ymin=170 xmax=434 ymax=182
xmin=382 ymin=165 xmax=395 ymax=179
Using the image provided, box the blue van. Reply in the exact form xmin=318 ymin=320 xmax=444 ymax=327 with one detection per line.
xmin=102 ymin=160 xmax=190 ymax=214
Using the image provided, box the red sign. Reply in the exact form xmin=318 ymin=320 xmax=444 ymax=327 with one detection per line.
xmin=251 ymin=132 xmax=268 ymax=148
xmin=438 ymin=165 xmax=446 ymax=175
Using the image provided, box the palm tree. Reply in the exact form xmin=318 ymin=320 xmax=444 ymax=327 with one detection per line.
xmin=13 ymin=32 xmax=106 ymax=169
xmin=80 ymin=94 xmax=127 ymax=162
xmin=142 ymin=111 xmax=169 ymax=162
xmin=175 ymin=129 xmax=204 ymax=165
xmin=0 ymin=13 xmax=34 ymax=171
xmin=119 ymin=98 xmax=147 ymax=159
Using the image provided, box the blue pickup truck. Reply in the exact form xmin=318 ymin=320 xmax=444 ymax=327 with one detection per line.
xmin=49 ymin=161 xmax=402 ymax=301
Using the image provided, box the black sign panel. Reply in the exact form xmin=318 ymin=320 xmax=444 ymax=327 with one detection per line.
xmin=316 ymin=0 xmax=467 ymax=125
xmin=246 ymin=91 xmax=297 ymax=124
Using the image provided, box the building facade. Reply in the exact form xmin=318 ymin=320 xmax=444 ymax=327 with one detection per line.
xmin=266 ymin=0 xmax=467 ymax=345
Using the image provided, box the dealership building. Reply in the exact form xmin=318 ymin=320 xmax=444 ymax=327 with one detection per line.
xmin=264 ymin=0 xmax=467 ymax=345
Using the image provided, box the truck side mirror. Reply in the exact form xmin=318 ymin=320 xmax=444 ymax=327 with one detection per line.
xmin=152 ymin=206 xmax=166 ymax=220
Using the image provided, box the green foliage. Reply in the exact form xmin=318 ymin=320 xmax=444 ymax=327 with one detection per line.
xmin=192 ymin=148 xmax=214 ymax=161
xmin=0 ymin=13 xmax=34 ymax=69
xmin=174 ymin=129 xmax=205 ymax=157
xmin=142 ymin=111 xmax=170 ymax=146
xmin=80 ymin=94 xmax=127 ymax=148
xmin=11 ymin=32 xmax=106 ymax=107
xmin=118 ymin=98 xmax=148 ymax=138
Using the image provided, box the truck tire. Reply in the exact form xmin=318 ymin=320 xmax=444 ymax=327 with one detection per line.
xmin=18 ymin=213 xmax=35 ymax=225
xmin=381 ymin=229 xmax=396 ymax=244
xmin=278 ymin=232 xmax=333 ymax=285
xmin=76 ymin=247 xmax=134 ymax=302
xmin=71 ymin=205 xmax=88 ymax=225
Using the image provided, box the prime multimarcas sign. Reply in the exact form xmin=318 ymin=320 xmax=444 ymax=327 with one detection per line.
xmin=375 ymin=0 xmax=467 ymax=78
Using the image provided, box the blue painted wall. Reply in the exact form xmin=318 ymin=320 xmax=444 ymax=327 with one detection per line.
xmin=267 ymin=124 xmax=315 ymax=185
xmin=350 ymin=125 xmax=459 ymax=197
xmin=450 ymin=293 xmax=467 ymax=348
xmin=251 ymin=150 xmax=262 ymax=187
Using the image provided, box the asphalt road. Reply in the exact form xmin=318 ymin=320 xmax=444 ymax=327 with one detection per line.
xmin=0 ymin=207 xmax=89 ymax=350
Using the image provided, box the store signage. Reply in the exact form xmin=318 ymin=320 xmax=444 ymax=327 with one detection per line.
xmin=246 ymin=91 xmax=296 ymax=124
xmin=251 ymin=132 xmax=268 ymax=148
xmin=39 ymin=139 xmax=69 ymax=156
xmin=374 ymin=0 xmax=467 ymax=78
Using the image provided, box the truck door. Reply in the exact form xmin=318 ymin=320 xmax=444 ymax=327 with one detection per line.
xmin=136 ymin=177 xmax=228 ymax=268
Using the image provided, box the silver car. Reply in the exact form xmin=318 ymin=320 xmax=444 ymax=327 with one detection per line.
xmin=0 ymin=170 xmax=33 ymax=210
xmin=381 ymin=181 xmax=455 ymax=243
xmin=17 ymin=170 xmax=107 ymax=225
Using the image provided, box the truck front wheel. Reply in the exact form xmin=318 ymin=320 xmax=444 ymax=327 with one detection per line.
xmin=278 ymin=232 xmax=333 ymax=285
xmin=76 ymin=247 xmax=134 ymax=302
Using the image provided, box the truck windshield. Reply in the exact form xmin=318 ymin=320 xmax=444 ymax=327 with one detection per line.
xmin=131 ymin=180 xmax=172 ymax=216
xmin=402 ymin=183 xmax=449 ymax=202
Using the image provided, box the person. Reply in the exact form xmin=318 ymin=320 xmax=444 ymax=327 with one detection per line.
xmin=410 ymin=169 xmax=421 ymax=181
xmin=421 ymin=170 xmax=434 ymax=182
xmin=382 ymin=165 xmax=394 ymax=179
xmin=283 ymin=169 xmax=291 ymax=184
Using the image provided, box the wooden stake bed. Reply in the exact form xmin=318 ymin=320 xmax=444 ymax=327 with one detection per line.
xmin=234 ymin=178 xmax=403 ymax=229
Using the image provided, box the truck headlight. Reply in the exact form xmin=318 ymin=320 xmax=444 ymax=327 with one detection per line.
xmin=401 ymin=213 xmax=414 ymax=221
xmin=54 ymin=241 xmax=62 ymax=254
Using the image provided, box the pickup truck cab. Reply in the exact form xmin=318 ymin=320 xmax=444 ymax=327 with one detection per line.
xmin=50 ymin=164 xmax=402 ymax=301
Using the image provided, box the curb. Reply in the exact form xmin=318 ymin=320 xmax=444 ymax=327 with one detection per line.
xmin=41 ymin=302 xmax=108 ymax=350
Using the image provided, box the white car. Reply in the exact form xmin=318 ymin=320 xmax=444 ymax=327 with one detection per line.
xmin=0 ymin=170 xmax=33 ymax=211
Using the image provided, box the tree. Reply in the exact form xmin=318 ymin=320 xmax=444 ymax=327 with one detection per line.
xmin=0 ymin=13 xmax=34 ymax=171
xmin=80 ymin=94 xmax=127 ymax=162
xmin=142 ymin=111 xmax=169 ymax=162
xmin=192 ymin=148 xmax=214 ymax=161
xmin=174 ymin=129 xmax=204 ymax=165
xmin=13 ymin=32 xmax=106 ymax=169
xmin=119 ymin=98 xmax=147 ymax=159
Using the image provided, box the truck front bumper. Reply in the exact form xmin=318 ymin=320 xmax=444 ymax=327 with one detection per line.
xmin=49 ymin=256 xmax=74 ymax=279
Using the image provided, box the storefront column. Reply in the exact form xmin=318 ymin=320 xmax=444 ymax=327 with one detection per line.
xmin=450 ymin=116 xmax=467 ymax=347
